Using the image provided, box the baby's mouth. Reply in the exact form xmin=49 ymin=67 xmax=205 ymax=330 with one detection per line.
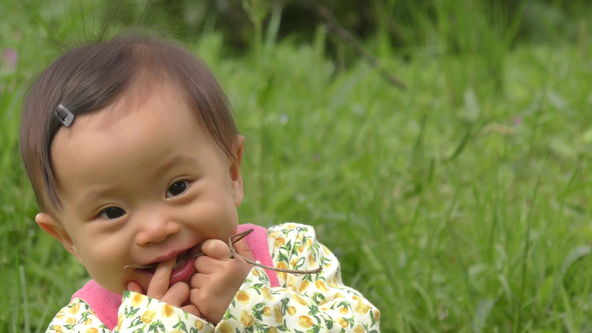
xmin=124 ymin=246 xmax=202 ymax=272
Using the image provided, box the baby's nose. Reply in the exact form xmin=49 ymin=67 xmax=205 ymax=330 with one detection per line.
xmin=134 ymin=215 xmax=180 ymax=246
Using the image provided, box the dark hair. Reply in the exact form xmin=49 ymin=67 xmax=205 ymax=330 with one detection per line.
xmin=19 ymin=35 xmax=238 ymax=211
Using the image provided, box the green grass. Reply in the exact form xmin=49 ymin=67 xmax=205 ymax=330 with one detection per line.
xmin=2 ymin=0 xmax=592 ymax=331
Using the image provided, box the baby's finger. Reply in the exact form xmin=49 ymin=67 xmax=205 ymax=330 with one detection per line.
xmin=189 ymin=288 xmax=201 ymax=308
xmin=160 ymin=282 xmax=190 ymax=307
xmin=147 ymin=258 xmax=175 ymax=298
xmin=200 ymin=239 xmax=230 ymax=260
xmin=194 ymin=255 xmax=219 ymax=274
xmin=190 ymin=271 xmax=209 ymax=289
xmin=181 ymin=304 xmax=203 ymax=319
xmin=126 ymin=281 xmax=144 ymax=294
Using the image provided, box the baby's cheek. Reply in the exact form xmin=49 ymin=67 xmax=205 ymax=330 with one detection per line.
xmin=79 ymin=248 xmax=131 ymax=294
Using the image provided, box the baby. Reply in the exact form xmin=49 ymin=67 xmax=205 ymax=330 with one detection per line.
xmin=19 ymin=35 xmax=380 ymax=332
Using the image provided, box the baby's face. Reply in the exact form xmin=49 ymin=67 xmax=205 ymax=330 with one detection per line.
xmin=47 ymin=82 xmax=243 ymax=293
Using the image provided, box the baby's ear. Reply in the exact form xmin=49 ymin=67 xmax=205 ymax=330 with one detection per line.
xmin=35 ymin=213 xmax=80 ymax=260
xmin=229 ymin=135 xmax=244 ymax=206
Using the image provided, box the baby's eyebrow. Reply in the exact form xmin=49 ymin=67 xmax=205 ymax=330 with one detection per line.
xmin=76 ymin=184 xmax=120 ymax=208
xmin=151 ymin=155 xmax=199 ymax=179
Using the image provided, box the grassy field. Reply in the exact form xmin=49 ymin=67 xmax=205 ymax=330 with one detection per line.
xmin=2 ymin=0 xmax=592 ymax=332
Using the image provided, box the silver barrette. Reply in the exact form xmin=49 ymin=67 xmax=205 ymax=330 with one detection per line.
xmin=55 ymin=104 xmax=74 ymax=127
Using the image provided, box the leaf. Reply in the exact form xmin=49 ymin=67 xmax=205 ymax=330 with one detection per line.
xmin=546 ymin=245 xmax=591 ymax=308
xmin=472 ymin=298 xmax=495 ymax=333
xmin=536 ymin=276 xmax=554 ymax=307
xmin=547 ymin=90 xmax=567 ymax=110
xmin=559 ymin=245 xmax=591 ymax=279
xmin=463 ymin=88 xmax=481 ymax=122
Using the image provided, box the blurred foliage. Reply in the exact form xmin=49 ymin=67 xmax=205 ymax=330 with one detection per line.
xmin=2 ymin=0 xmax=592 ymax=331
xmin=94 ymin=0 xmax=591 ymax=53
xmin=78 ymin=0 xmax=590 ymax=100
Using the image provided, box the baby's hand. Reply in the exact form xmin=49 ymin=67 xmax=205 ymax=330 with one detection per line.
xmin=127 ymin=258 xmax=202 ymax=318
xmin=190 ymin=238 xmax=253 ymax=323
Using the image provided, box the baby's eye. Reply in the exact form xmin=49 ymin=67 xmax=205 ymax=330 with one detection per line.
xmin=98 ymin=206 xmax=126 ymax=220
xmin=166 ymin=180 xmax=189 ymax=198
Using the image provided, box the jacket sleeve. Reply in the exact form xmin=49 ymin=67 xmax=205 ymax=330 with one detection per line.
xmin=46 ymin=291 xmax=214 ymax=332
xmin=216 ymin=223 xmax=380 ymax=332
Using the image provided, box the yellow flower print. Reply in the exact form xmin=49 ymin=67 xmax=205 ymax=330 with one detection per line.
xmin=308 ymin=253 xmax=317 ymax=266
xmin=287 ymin=306 xmax=297 ymax=315
xmin=263 ymin=306 xmax=272 ymax=316
xmin=116 ymin=316 xmax=123 ymax=330
xmin=261 ymin=286 xmax=273 ymax=300
xmin=274 ymin=237 xmax=286 ymax=248
xmin=299 ymin=280 xmax=310 ymax=292
xmin=315 ymin=280 xmax=328 ymax=292
xmin=84 ymin=317 xmax=93 ymax=325
xmin=339 ymin=305 xmax=349 ymax=314
xmin=218 ymin=322 xmax=232 ymax=333
xmin=338 ymin=317 xmax=349 ymax=328
xmin=268 ymin=328 xmax=278 ymax=333
xmin=51 ymin=325 xmax=63 ymax=333
xmin=279 ymin=272 xmax=287 ymax=282
xmin=355 ymin=301 xmax=371 ymax=314
xmin=285 ymin=275 xmax=297 ymax=288
xmin=68 ymin=303 xmax=80 ymax=314
xmin=274 ymin=306 xmax=282 ymax=324
xmin=131 ymin=293 xmax=145 ymax=307
xmin=66 ymin=317 xmax=76 ymax=325
xmin=236 ymin=290 xmax=250 ymax=303
xmin=294 ymin=294 xmax=308 ymax=306
xmin=141 ymin=310 xmax=156 ymax=323
xmin=298 ymin=315 xmax=314 ymax=328
xmin=162 ymin=304 xmax=174 ymax=317
xmin=277 ymin=261 xmax=288 ymax=282
xmin=86 ymin=328 xmax=98 ymax=333
xmin=240 ymin=310 xmax=254 ymax=327
xmin=354 ymin=325 xmax=365 ymax=333
xmin=194 ymin=320 xmax=204 ymax=329
xmin=373 ymin=309 xmax=381 ymax=321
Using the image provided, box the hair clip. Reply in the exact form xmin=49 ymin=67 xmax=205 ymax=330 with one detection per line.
xmin=55 ymin=104 xmax=74 ymax=127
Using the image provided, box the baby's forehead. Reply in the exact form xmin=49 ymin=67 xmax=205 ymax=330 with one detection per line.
xmin=77 ymin=83 xmax=199 ymax=137
xmin=94 ymin=77 xmax=194 ymax=122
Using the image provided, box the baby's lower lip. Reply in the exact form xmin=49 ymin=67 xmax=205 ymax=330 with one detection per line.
xmin=169 ymin=257 xmax=196 ymax=284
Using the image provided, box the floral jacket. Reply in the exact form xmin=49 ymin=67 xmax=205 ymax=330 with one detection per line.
xmin=46 ymin=223 xmax=380 ymax=332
